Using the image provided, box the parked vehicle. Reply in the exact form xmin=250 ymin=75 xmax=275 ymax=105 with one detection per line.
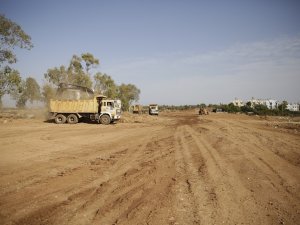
xmin=149 ymin=104 xmax=159 ymax=115
xmin=199 ymin=108 xmax=209 ymax=115
xmin=130 ymin=104 xmax=143 ymax=114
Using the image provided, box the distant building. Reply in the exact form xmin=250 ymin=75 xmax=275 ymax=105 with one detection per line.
xmin=287 ymin=103 xmax=299 ymax=112
xmin=248 ymin=98 xmax=265 ymax=108
xmin=231 ymin=98 xmax=298 ymax=111
xmin=264 ymin=99 xmax=279 ymax=110
xmin=241 ymin=98 xmax=279 ymax=109
xmin=232 ymin=98 xmax=244 ymax=107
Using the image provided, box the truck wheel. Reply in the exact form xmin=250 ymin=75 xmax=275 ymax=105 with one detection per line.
xmin=100 ymin=114 xmax=111 ymax=125
xmin=67 ymin=114 xmax=78 ymax=124
xmin=55 ymin=114 xmax=66 ymax=124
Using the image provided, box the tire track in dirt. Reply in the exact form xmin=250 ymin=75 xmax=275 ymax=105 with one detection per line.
xmin=183 ymin=124 xmax=260 ymax=224
xmin=1 ymin=127 xmax=155 ymax=224
xmin=174 ymin=125 xmax=217 ymax=225
xmin=1 ymin=112 xmax=299 ymax=225
xmin=214 ymin=119 xmax=300 ymax=198
xmin=191 ymin=115 xmax=300 ymax=224
xmin=11 ymin=127 xmax=177 ymax=225
xmin=173 ymin=114 xmax=280 ymax=224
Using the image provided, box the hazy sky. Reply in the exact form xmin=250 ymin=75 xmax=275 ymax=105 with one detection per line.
xmin=1 ymin=0 xmax=300 ymax=105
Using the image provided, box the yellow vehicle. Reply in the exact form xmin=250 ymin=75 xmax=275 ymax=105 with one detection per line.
xmin=49 ymin=83 xmax=121 ymax=125
xmin=130 ymin=104 xmax=143 ymax=114
xmin=199 ymin=108 xmax=209 ymax=115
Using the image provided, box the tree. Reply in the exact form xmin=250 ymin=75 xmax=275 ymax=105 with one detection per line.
xmin=81 ymin=53 xmax=99 ymax=73
xmin=13 ymin=77 xmax=41 ymax=108
xmin=225 ymin=102 xmax=240 ymax=113
xmin=44 ymin=54 xmax=96 ymax=89
xmin=14 ymin=80 xmax=26 ymax=108
xmin=42 ymin=83 xmax=56 ymax=105
xmin=0 ymin=67 xmax=21 ymax=107
xmin=254 ymin=104 xmax=269 ymax=115
xmin=0 ymin=14 xmax=33 ymax=66
xmin=44 ymin=66 xmax=69 ymax=86
xmin=117 ymin=84 xmax=140 ymax=111
xmin=278 ymin=100 xmax=288 ymax=111
xmin=94 ymin=72 xmax=118 ymax=98
xmin=68 ymin=55 xmax=83 ymax=75
xmin=0 ymin=15 xmax=33 ymax=107
xmin=24 ymin=77 xmax=41 ymax=103
xmin=199 ymin=103 xmax=206 ymax=108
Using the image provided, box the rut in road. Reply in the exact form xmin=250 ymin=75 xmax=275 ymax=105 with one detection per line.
xmin=1 ymin=113 xmax=299 ymax=225
xmin=173 ymin=123 xmax=257 ymax=224
xmin=189 ymin=115 xmax=300 ymax=225
xmin=12 ymin=127 xmax=178 ymax=225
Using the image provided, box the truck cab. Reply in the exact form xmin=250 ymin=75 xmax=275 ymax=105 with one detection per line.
xmin=149 ymin=104 xmax=159 ymax=115
xmin=101 ymin=99 xmax=121 ymax=121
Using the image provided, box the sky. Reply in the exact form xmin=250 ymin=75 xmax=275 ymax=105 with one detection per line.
xmin=1 ymin=0 xmax=300 ymax=106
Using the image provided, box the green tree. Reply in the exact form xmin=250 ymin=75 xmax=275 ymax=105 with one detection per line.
xmin=94 ymin=72 xmax=118 ymax=98
xmin=44 ymin=66 xmax=68 ymax=86
xmin=199 ymin=103 xmax=206 ymax=108
xmin=14 ymin=80 xmax=26 ymax=108
xmin=72 ymin=72 xmax=92 ymax=88
xmin=81 ymin=53 xmax=99 ymax=73
xmin=225 ymin=102 xmax=240 ymax=113
xmin=44 ymin=54 xmax=96 ymax=88
xmin=0 ymin=67 xmax=21 ymax=107
xmin=278 ymin=100 xmax=288 ymax=111
xmin=117 ymin=84 xmax=140 ymax=111
xmin=24 ymin=77 xmax=41 ymax=103
xmin=0 ymin=14 xmax=33 ymax=66
xmin=254 ymin=104 xmax=269 ymax=115
xmin=42 ymin=83 xmax=56 ymax=105
xmin=13 ymin=77 xmax=41 ymax=108
xmin=68 ymin=55 xmax=83 ymax=75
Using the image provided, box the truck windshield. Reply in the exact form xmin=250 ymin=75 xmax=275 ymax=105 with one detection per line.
xmin=114 ymin=101 xmax=121 ymax=109
xmin=107 ymin=102 xmax=114 ymax=108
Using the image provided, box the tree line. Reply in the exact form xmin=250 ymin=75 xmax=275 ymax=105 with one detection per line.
xmin=0 ymin=14 xmax=140 ymax=111
xmin=159 ymin=103 xmax=300 ymax=117
xmin=207 ymin=102 xmax=299 ymax=116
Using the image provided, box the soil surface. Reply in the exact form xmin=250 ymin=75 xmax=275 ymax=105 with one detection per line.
xmin=0 ymin=111 xmax=299 ymax=225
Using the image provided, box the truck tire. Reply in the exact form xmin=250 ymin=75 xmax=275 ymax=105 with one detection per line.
xmin=55 ymin=114 xmax=66 ymax=124
xmin=67 ymin=114 xmax=78 ymax=124
xmin=100 ymin=114 xmax=111 ymax=125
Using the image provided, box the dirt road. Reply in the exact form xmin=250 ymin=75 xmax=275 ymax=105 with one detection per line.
xmin=0 ymin=111 xmax=299 ymax=225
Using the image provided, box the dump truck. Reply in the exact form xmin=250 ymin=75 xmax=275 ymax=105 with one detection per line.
xmin=199 ymin=108 xmax=209 ymax=115
xmin=149 ymin=104 xmax=159 ymax=115
xmin=49 ymin=83 xmax=121 ymax=125
xmin=130 ymin=104 xmax=143 ymax=114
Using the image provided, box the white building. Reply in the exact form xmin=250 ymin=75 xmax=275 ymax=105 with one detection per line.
xmin=232 ymin=99 xmax=244 ymax=107
xmin=231 ymin=98 xmax=298 ymax=111
xmin=243 ymin=98 xmax=279 ymax=109
xmin=248 ymin=98 xmax=265 ymax=108
xmin=264 ymin=99 xmax=279 ymax=110
xmin=287 ymin=103 xmax=299 ymax=112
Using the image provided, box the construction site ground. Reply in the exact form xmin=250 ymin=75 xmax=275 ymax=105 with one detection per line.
xmin=0 ymin=110 xmax=299 ymax=225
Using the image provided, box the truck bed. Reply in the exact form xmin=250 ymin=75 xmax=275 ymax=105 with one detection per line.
xmin=49 ymin=98 xmax=98 ymax=113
